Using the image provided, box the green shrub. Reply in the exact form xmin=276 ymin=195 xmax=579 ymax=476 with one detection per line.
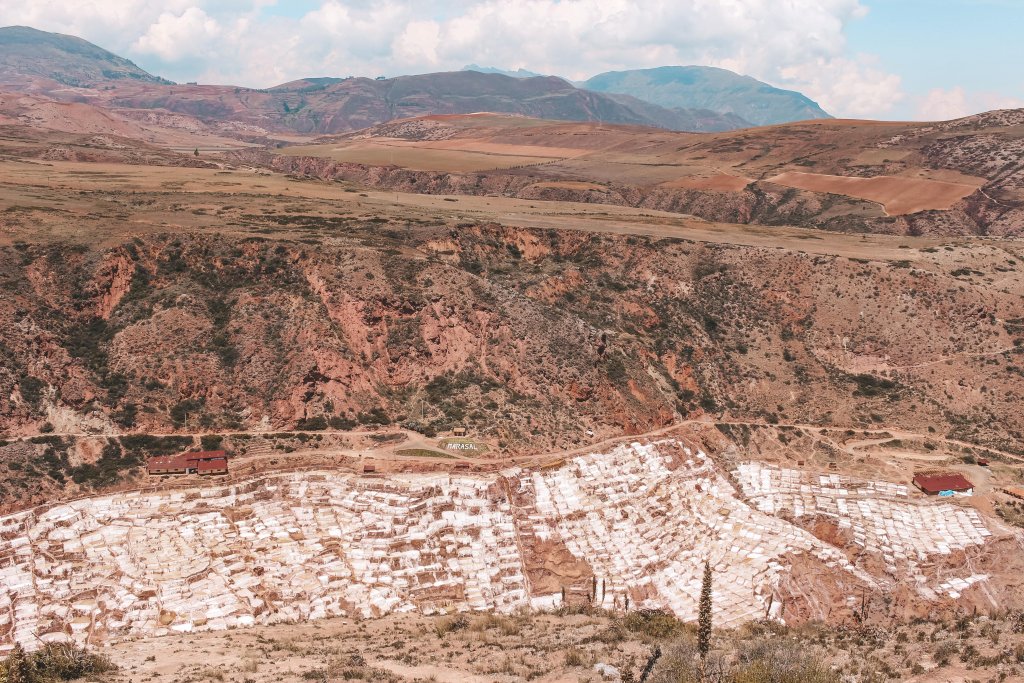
xmin=18 ymin=377 xmax=45 ymax=407
xmin=296 ymin=416 xmax=328 ymax=431
xmin=170 ymin=398 xmax=206 ymax=427
xmin=624 ymin=609 xmax=685 ymax=640
xmin=113 ymin=403 xmax=137 ymax=429
xmin=357 ymin=408 xmax=391 ymax=425
xmin=328 ymin=416 xmax=357 ymax=430
xmin=850 ymin=373 xmax=900 ymax=398
xmin=69 ymin=440 xmax=140 ymax=488
xmin=606 ymin=355 xmax=628 ymax=385
xmin=200 ymin=434 xmax=224 ymax=451
xmin=119 ymin=435 xmax=193 ymax=456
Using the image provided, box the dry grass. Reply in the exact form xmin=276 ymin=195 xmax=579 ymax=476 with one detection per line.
xmin=91 ymin=609 xmax=1024 ymax=682
xmin=766 ymin=171 xmax=982 ymax=215
xmin=0 ymin=158 xmax=958 ymax=263
xmin=280 ymin=141 xmax=558 ymax=172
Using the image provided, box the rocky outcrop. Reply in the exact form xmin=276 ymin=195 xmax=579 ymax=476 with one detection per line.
xmin=0 ymin=233 xmax=683 ymax=449
xmin=3 ymin=218 xmax=1023 ymax=484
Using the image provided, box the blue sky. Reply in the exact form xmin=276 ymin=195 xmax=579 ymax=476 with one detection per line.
xmin=5 ymin=0 xmax=1023 ymax=120
xmin=850 ymin=0 xmax=1024 ymax=117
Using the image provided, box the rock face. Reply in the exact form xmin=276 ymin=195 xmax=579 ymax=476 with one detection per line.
xmin=0 ymin=439 xmax=1015 ymax=652
xmin=2 ymin=222 xmax=1023 ymax=466
xmin=0 ymin=231 xmax=681 ymax=452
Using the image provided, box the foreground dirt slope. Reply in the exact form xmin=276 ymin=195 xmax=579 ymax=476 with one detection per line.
xmin=94 ymin=608 xmax=1024 ymax=683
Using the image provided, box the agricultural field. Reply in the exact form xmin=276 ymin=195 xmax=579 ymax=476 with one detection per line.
xmin=766 ymin=171 xmax=984 ymax=216
xmin=279 ymin=139 xmax=567 ymax=172
xmin=255 ymin=111 xmax=1023 ymax=236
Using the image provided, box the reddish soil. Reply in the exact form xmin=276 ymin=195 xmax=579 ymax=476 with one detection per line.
xmin=767 ymin=171 xmax=983 ymax=215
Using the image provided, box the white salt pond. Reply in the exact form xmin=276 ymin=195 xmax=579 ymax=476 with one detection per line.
xmin=0 ymin=441 xmax=1000 ymax=651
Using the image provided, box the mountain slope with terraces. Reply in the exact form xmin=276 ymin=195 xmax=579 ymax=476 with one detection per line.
xmin=258 ymin=109 xmax=1024 ymax=237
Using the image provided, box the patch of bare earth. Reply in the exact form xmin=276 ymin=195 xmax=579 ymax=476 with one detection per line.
xmin=766 ymin=171 xmax=983 ymax=215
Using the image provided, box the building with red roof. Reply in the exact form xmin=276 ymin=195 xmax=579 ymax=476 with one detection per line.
xmin=147 ymin=450 xmax=228 ymax=476
xmin=195 ymin=457 xmax=228 ymax=475
xmin=913 ymin=472 xmax=973 ymax=495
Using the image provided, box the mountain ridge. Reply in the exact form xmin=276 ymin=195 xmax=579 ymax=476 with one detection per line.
xmin=583 ymin=65 xmax=832 ymax=126
xmin=463 ymin=64 xmax=548 ymax=79
xmin=0 ymin=26 xmax=761 ymax=133
xmin=0 ymin=25 xmax=172 ymax=88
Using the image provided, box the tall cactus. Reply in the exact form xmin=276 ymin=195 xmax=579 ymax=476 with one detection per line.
xmin=698 ymin=560 xmax=713 ymax=680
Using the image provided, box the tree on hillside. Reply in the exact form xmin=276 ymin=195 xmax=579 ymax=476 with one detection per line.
xmin=698 ymin=560 xmax=713 ymax=679
xmin=193 ymin=148 xmax=199 ymax=157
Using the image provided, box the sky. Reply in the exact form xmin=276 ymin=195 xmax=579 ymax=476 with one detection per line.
xmin=1 ymin=0 xmax=1022 ymax=121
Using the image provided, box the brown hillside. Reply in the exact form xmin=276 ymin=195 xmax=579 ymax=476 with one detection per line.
xmin=254 ymin=111 xmax=1024 ymax=236
xmin=1 ymin=155 xmax=1022 ymax=507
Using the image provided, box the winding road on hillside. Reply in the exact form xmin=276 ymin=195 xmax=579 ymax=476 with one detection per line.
xmin=9 ymin=415 xmax=1022 ymax=467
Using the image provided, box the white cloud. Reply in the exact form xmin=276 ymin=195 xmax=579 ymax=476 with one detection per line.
xmin=392 ymin=20 xmax=442 ymax=67
xmin=778 ymin=55 xmax=903 ymax=119
xmin=918 ymin=87 xmax=971 ymax=121
xmin=0 ymin=0 xmax=914 ymax=117
xmin=133 ymin=7 xmax=222 ymax=62
xmin=917 ymin=87 xmax=1024 ymax=121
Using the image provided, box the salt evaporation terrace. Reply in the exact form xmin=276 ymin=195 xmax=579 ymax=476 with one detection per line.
xmin=0 ymin=440 xmax=999 ymax=651
xmin=734 ymin=462 xmax=993 ymax=595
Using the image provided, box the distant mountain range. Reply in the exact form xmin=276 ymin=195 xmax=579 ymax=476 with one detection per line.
xmin=0 ymin=25 xmax=171 ymax=88
xmin=103 ymin=70 xmax=751 ymax=134
xmin=465 ymin=64 xmax=831 ymax=127
xmin=582 ymin=66 xmax=831 ymax=126
xmin=463 ymin=65 xmax=547 ymax=79
xmin=0 ymin=26 xmax=828 ymax=135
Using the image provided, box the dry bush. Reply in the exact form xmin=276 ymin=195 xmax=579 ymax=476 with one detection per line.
xmin=564 ymin=647 xmax=587 ymax=667
xmin=732 ymin=639 xmax=832 ymax=683
xmin=649 ymin=635 xmax=832 ymax=683
xmin=0 ymin=643 xmax=116 ymax=682
xmin=469 ymin=613 xmax=523 ymax=636
xmin=432 ymin=613 xmax=470 ymax=638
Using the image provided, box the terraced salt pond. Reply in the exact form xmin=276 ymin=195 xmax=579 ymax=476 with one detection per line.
xmin=0 ymin=440 xmax=1001 ymax=652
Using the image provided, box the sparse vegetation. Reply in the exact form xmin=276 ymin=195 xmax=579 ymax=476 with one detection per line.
xmin=0 ymin=643 xmax=114 ymax=682
xmin=0 ymin=79 xmax=1023 ymax=683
